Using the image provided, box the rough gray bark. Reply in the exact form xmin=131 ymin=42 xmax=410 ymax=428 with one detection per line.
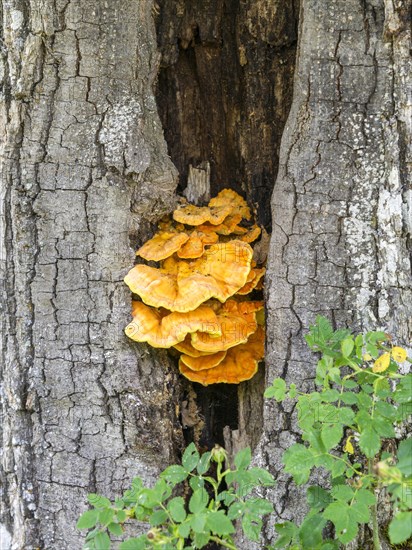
xmin=0 ymin=1 xmax=181 ymax=548
xmin=257 ymin=0 xmax=411 ymax=546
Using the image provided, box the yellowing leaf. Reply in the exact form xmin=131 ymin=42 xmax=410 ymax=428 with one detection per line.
xmin=344 ymin=436 xmax=354 ymax=455
xmin=373 ymin=352 xmax=390 ymax=373
xmin=391 ymin=347 xmax=407 ymax=363
xmin=363 ymin=353 xmax=372 ymax=362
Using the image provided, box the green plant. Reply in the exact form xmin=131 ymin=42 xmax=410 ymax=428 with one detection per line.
xmin=77 ymin=443 xmax=275 ymax=549
xmin=265 ymin=316 xmax=411 ymax=549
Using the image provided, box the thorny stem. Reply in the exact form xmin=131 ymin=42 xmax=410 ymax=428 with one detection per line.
xmin=368 ymin=458 xmax=380 ymax=550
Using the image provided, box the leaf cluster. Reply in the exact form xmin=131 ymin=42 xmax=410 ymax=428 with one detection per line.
xmin=265 ymin=316 xmax=411 ymax=548
xmin=77 ymin=444 xmax=275 ymax=549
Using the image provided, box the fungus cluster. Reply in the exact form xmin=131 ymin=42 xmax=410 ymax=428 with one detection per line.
xmin=124 ymin=189 xmax=265 ymax=386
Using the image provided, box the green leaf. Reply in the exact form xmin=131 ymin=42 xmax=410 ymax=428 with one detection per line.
xmin=206 ymin=511 xmax=235 ymax=536
xmin=248 ymin=467 xmax=275 ymax=486
xmin=234 ymin=447 xmax=251 ymax=470
xmin=193 ymin=532 xmax=210 ymax=548
xmin=242 ymin=515 xmax=262 ymax=541
xmin=389 ymin=511 xmax=412 ymax=544
xmin=355 ymin=334 xmax=363 ymax=347
xmin=323 ymin=502 xmax=358 ymax=543
xmin=264 ymin=378 xmax=287 ymax=401
xmin=356 ymin=489 xmax=376 ymax=506
xmin=160 ymin=465 xmax=188 ymax=484
xmin=189 ymin=488 xmax=209 ymax=514
xmin=398 ymin=402 xmax=412 ymax=422
xmin=304 ymin=426 xmax=326 ymax=454
xmin=283 ymin=444 xmax=316 ymax=485
xmin=371 ymin=415 xmax=395 ymax=437
xmin=190 ymin=512 xmax=207 ymax=533
xmin=189 ymin=475 xmax=205 ymax=491
xmin=197 ymin=452 xmax=211 ymax=475
xmin=85 ymin=528 xmax=99 ymax=542
xmin=94 ymin=531 xmax=111 ymax=550
xmin=361 ymin=384 xmax=374 ymax=395
xmin=320 ymin=543 xmax=340 ymax=550
xmin=182 ymin=443 xmax=200 ymax=472
xmin=246 ymin=497 xmax=273 ymax=516
xmin=108 ymin=523 xmax=123 ymax=536
xmin=366 ymin=331 xmax=387 ymax=344
xmin=394 ymin=375 xmax=412 ymax=403
xmin=119 ymin=538 xmax=147 ymax=550
xmin=299 ymin=514 xmax=327 ymax=548
xmin=366 ymin=343 xmax=379 ymax=358
xmin=152 ymin=479 xmax=172 ymax=503
xmin=374 ymin=377 xmax=391 ymax=396
xmin=308 ymin=316 xmax=334 ymax=346
xmin=307 ymin=486 xmax=332 ymax=510
xmin=321 ymin=424 xmax=343 ymax=451
xmin=273 ymin=522 xmax=298 ymax=548
xmin=99 ymin=507 xmax=114 ymax=526
xmin=77 ymin=509 xmax=99 ymax=530
xmin=218 ymin=490 xmax=236 ymax=506
xmin=357 ymin=391 xmax=373 ymax=409
xmin=168 ymin=496 xmax=187 ymax=523
xmin=116 ymin=510 xmax=127 ymax=523
xmin=227 ymin=502 xmax=244 ymax=521
xmin=341 ymin=338 xmax=354 ymax=358
xmin=330 ymin=459 xmax=346 ymax=478
xmin=355 ymin=409 xmax=372 ymax=431
xmin=349 ymin=502 xmax=370 ymax=523
xmin=375 ymin=401 xmax=397 ymax=419
xmin=323 ymin=501 xmax=345 ymax=524
xmin=335 ymin=406 xmax=355 ymax=425
xmin=397 ymin=438 xmax=412 ymax=476
xmin=149 ymin=509 xmax=168 ymax=526
xmin=342 ymin=379 xmax=358 ymax=389
xmin=338 ymin=522 xmax=359 ymax=544
xmin=331 ymin=484 xmax=354 ymax=502
xmin=316 ymin=358 xmax=328 ymax=382
xmin=321 ymin=389 xmax=340 ymax=402
xmin=359 ymin=427 xmax=380 ymax=458
xmin=88 ymin=494 xmax=112 ymax=508
xmin=340 ymin=392 xmax=358 ymax=405
xmin=178 ymin=520 xmax=191 ymax=538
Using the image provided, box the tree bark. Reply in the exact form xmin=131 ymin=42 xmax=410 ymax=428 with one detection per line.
xmin=1 ymin=0 xmax=410 ymax=549
xmin=258 ymin=0 xmax=411 ymax=546
xmin=1 ymin=1 xmax=181 ymax=548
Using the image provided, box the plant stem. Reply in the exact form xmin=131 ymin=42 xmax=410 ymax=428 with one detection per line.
xmin=368 ymin=458 xmax=380 ymax=550
xmin=210 ymin=536 xmax=237 ymax=549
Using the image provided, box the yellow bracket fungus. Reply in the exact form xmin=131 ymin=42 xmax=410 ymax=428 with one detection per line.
xmin=190 ymin=300 xmax=263 ymax=353
xmin=124 ymin=241 xmax=253 ymax=313
xmin=124 ymin=188 xmax=267 ymax=385
xmin=180 ymin=351 xmax=227 ymax=372
xmin=179 ymin=326 xmax=265 ymax=385
xmin=125 ymin=301 xmax=221 ymax=348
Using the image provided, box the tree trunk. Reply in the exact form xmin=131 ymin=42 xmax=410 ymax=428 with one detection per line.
xmin=1 ymin=1 xmax=410 ymax=549
xmin=1 ymin=1 xmax=181 ymax=548
xmin=259 ymin=0 xmax=411 ymax=545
